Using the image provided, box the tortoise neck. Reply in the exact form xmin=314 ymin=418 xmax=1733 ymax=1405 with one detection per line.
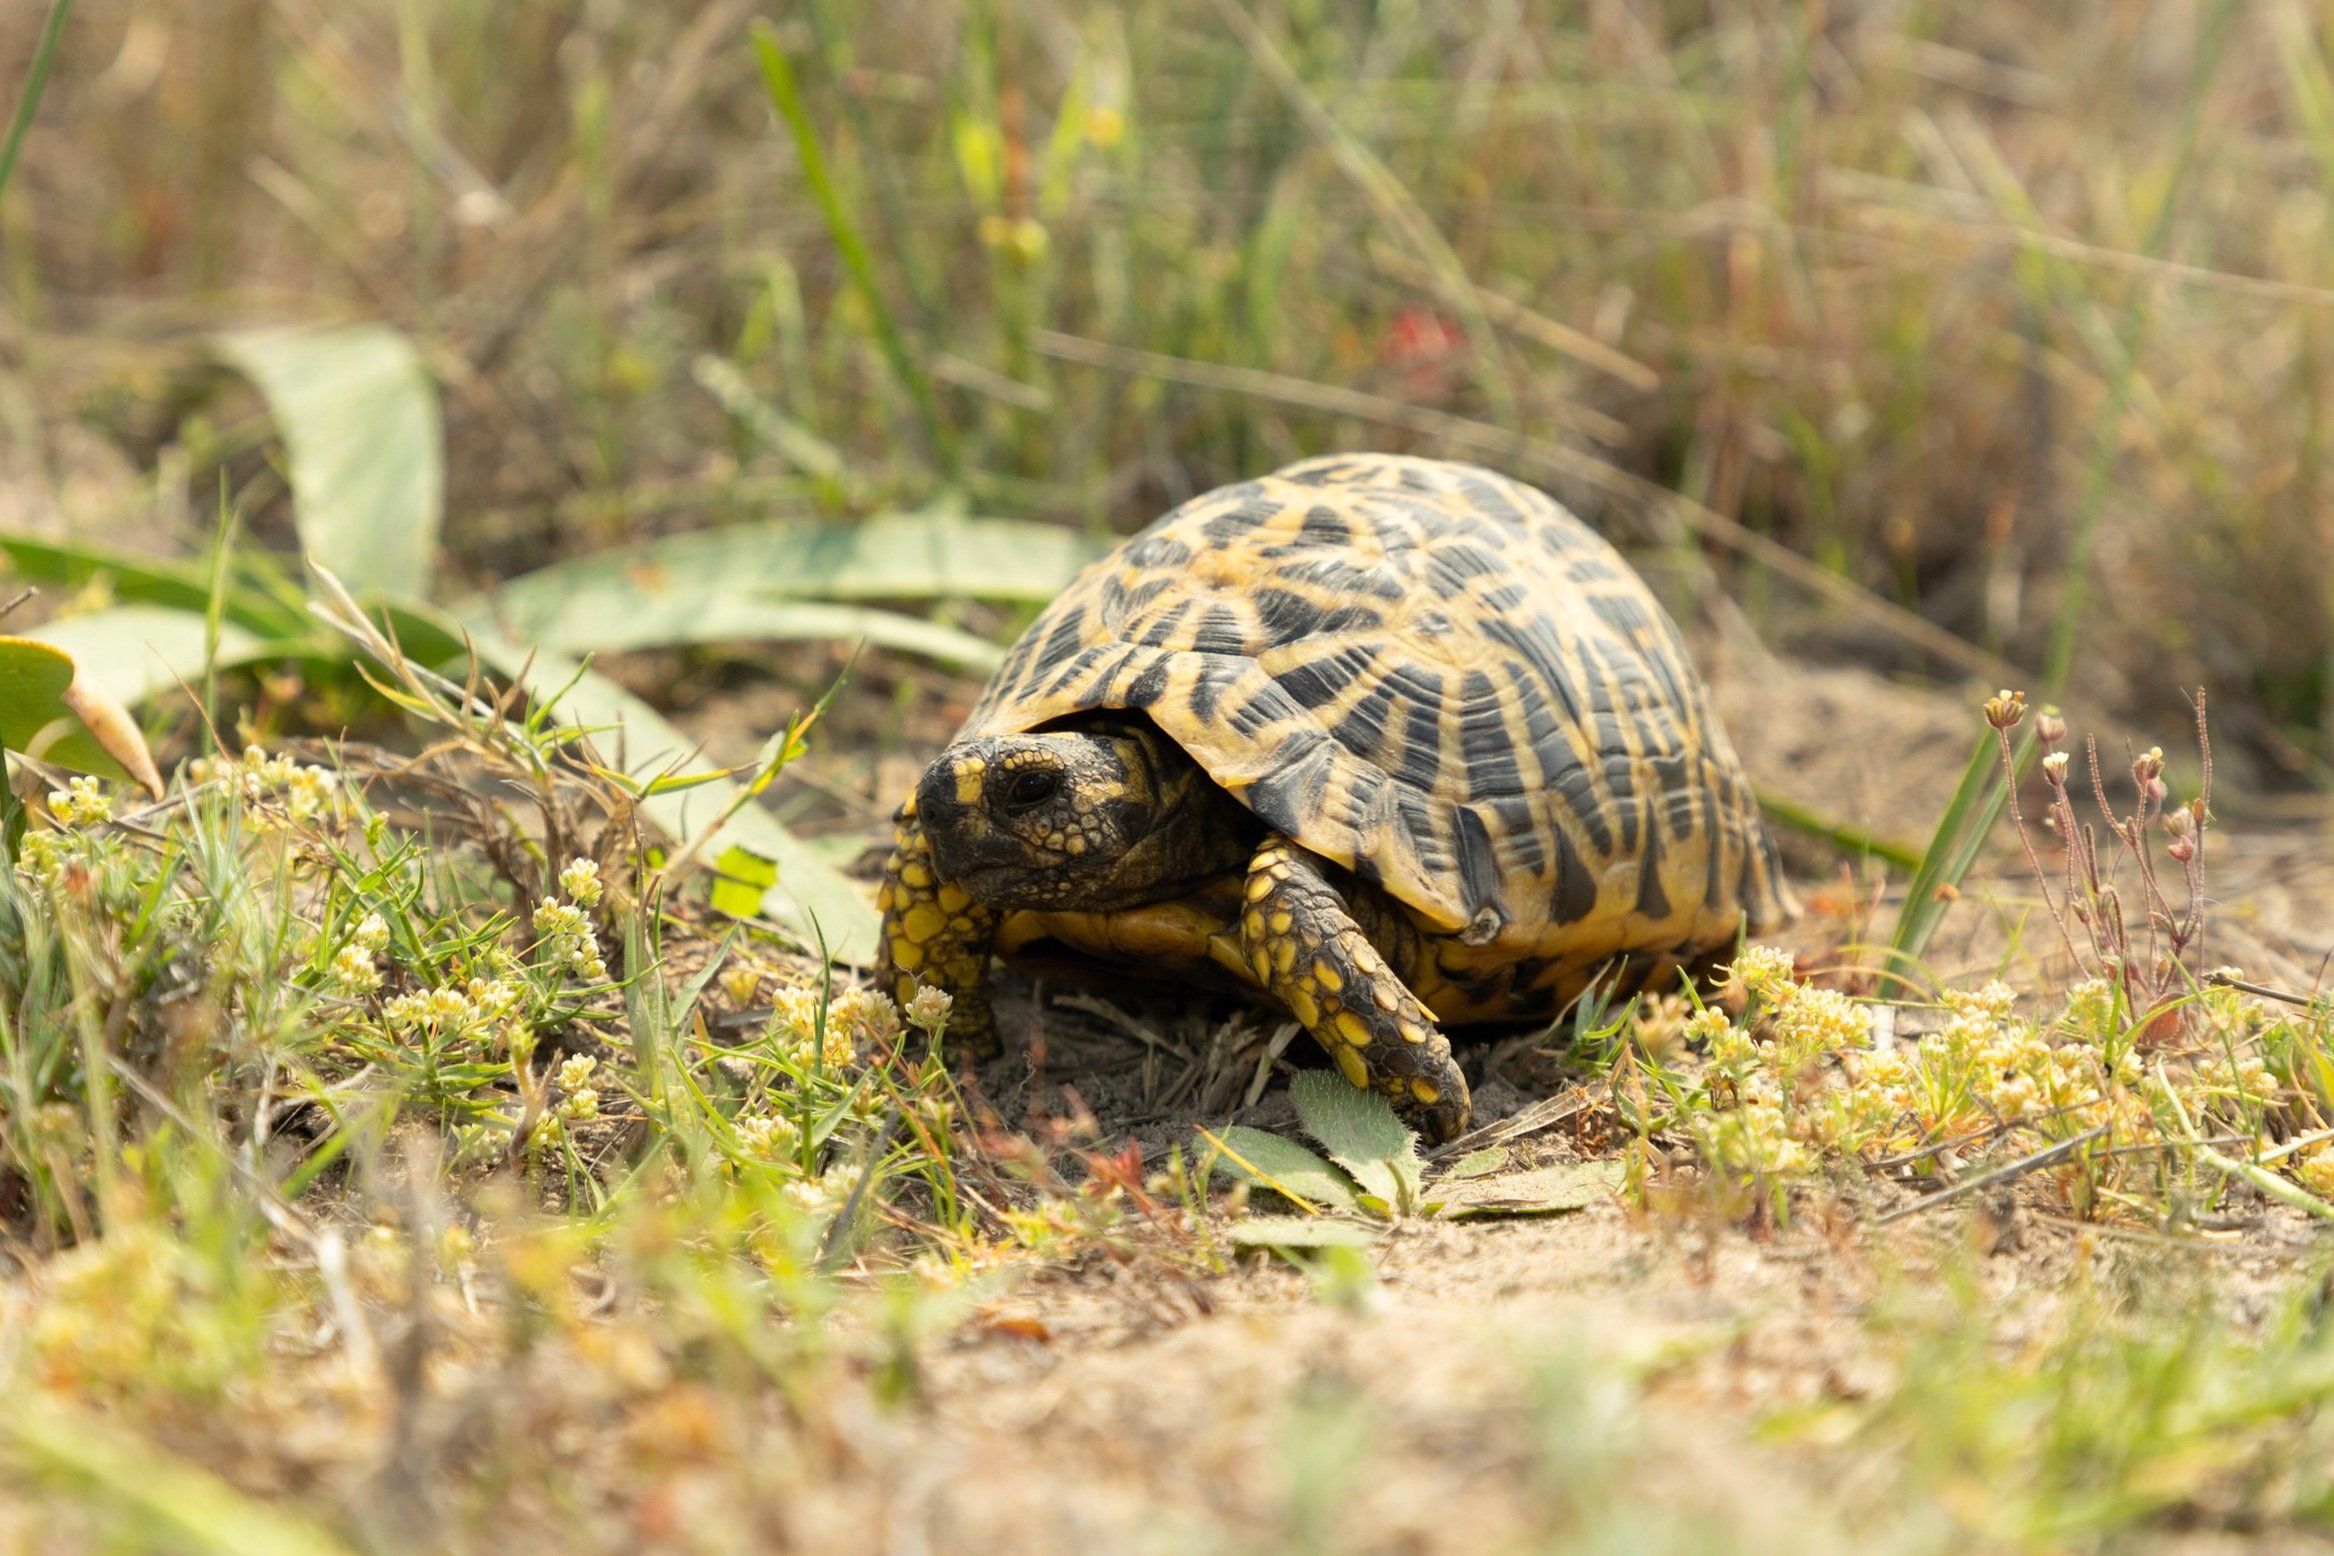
xmin=1071 ymin=716 xmax=1263 ymax=901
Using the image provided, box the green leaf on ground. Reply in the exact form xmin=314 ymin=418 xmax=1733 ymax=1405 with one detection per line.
xmin=708 ymin=844 xmax=780 ymax=920
xmin=1431 ymin=1159 xmax=1626 ymax=1219
xmin=28 ymin=606 xmax=268 ymax=709
xmin=1289 ymin=1070 xmax=1424 ymax=1213
xmin=1226 ymin=1215 xmax=1380 ymax=1251
xmin=1200 ymin=1124 xmax=1358 ymax=1213
xmin=1445 ymin=1146 xmax=1510 ymax=1179
xmin=218 ymin=323 xmax=444 ymax=597
xmin=485 ymin=514 xmax=1102 ymax=625
xmin=0 ymin=533 xmax=311 ymax=641
xmin=0 ymin=635 xmax=162 ymax=794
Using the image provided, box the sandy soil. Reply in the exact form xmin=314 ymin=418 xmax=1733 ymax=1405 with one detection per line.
xmin=699 ymin=651 xmax=2334 ymax=1555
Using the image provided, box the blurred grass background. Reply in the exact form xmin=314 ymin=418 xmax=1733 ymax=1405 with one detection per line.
xmin=3 ymin=0 xmax=2332 ymax=777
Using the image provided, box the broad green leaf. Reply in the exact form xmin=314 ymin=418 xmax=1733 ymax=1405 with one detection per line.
xmin=218 ymin=323 xmax=443 ymax=596
xmin=494 ymin=587 xmax=1004 ymax=672
xmin=0 ymin=533 xmax=310 ymax=640
xmin=483 ymin=515 xmax=1104 ymax=641
xmin=1445 ymin=1145 xmax=1510 ymax=1179
xmin=0 ymin=635 xmax=161 ymax=794
xmin=1226 ymin=1215 xmax=1380 ymax=1250
xmin=29 ymin=606 xmax=267 ymax=708
xmin=463 ymin=631 xmax=879 ymax=963
xmin=1200 ymin=1124 xmax=1358 ymax=1213
xmin=1432 ymin=1159 xmax=1625 ymax=1220
xmin=709 ymin=844 xmax=779 ymax=920
xmin=1289 ymin=1069 xmax=1424 ymax=1212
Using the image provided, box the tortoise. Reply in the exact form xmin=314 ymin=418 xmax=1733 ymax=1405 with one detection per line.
xmin=877 ymin=453 xmax=1793 ymax=1142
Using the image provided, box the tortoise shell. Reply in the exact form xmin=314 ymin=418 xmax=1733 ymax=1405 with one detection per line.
xmin=961 ymin=453 xmax=1792 ymax=987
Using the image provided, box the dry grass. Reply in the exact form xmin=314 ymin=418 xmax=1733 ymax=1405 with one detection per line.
xmin=10 ymin=3 xmax=2334 ymax=1553
xmin=8 ymin=3 xmax=2334 ymax=757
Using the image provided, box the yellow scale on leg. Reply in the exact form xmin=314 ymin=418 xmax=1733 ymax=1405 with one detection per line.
xmin=877 ymin=802 xmax=1003 ymax=1055
xmin=1235 ymin=835 xmax=1469 ymax=1141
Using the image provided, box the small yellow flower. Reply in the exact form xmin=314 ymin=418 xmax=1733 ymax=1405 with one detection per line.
xmin=905 ymin=984 xmax=954 ymax=1033
xmin=558 ymin=858 xmax=604 ymax=907
xmin=328 ymin=944 xmax=383 ymax=994
xmin=47 ymin=776 xmax=113 ymax=829
xmin=1725 ymin=944 xmax=1798 ymax=1004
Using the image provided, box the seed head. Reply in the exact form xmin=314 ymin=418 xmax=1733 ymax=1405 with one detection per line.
xmin=905 ymin=984 xmax=955 ymax=1033
xmin=558 ymin=858 xmax=603 ymax=908
xmin=1984 ymin=689 xmax=2028 ymax=730
xmin=2034 ymin=710 xmax=2067 ymax=746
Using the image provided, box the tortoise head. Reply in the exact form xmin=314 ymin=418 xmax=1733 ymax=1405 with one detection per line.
xmin=912 ymin=722 xmax=1254 ymax=910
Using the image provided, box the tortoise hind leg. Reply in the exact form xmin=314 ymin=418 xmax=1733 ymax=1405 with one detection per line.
xmin=877 ymin=805 xmax=1004 ymax=1057
xmin=1237 ymin=836 xmax=1470 ymax=1143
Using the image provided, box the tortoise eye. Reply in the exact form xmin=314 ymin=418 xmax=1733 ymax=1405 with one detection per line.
xmin=1002 ymin=769 xmax=1061 ymax=813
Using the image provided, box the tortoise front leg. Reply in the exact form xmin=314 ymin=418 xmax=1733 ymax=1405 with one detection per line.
xmin=876 ymin=803 xmax=1003 ymax=1057
xmin=1237 ymin=836 xmax=1470 ymax=1143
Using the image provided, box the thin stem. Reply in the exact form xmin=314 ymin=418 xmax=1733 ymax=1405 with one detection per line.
xmin=0 ymin=0 xmax=75 ymax=213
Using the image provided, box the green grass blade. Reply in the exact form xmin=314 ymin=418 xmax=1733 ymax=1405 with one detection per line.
xmin=1886 ymin=729 xmax=2036 ymax=987
xmin=464 ymin=631 xmax=880 ymax=963
xmin=750 ymin=22 xmax=957 ymax=479
xmin=1 ymin=1395 xmax=360 ymax=1556
xmin=1756 ymin=790 xmax=1923 ymax=871
xmin=0 ymin=0 xmax=74 ymax=213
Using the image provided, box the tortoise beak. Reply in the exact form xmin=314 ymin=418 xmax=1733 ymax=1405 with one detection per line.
xmin=914 ymin=752 xmax=1000 ymax=882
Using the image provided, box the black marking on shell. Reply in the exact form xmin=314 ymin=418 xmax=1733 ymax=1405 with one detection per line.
xmin=1426 ymin=542 xmax=1502 ymax=591
xmin=1227 ymin=683 xmax=1293 ymax=739
xmin=1293 ymin=558 xmax=1408 ymax=602
xmin=1124 ymin=659 xmax=1170 ymax=709
xmin=1589 ymin=591 xmax=1653 ymax=643
xmin=1252 ymin=588 xmax=1326 ymax=642
xmin=1136 ymin=597 xmax=1193 ymax=647
xmin=1274 ymin=649 xmax=1364 ymax=710
xmin=1331 ymin=683 xmax=1397 ymax=760
xmin=1454 ymin=469 xmax=1525 ymax=525
xmin=1453 ymin=806 xmax=1505 ymax=932
xmin=1317 ymin=602 xmax=1386 ymax=634
xmin=1031 ymin=605 xmax=1088 ymax=675
xmin=1634 ymin=821 xmax=1672 ymax=922
xmin=1039 ymin=646 xmax=1103 ymax=700
xmin=1482 ymin=616 xmax=1581 ymax=728
xmin=1191 ymin=603 xmax=1250 ymax=656
xmin=1486 ymin=794 xmax=1545 ymax=875
xmin=1201 ymin=496 xmax=1276 ymax=542
xmin=1242 ymin=737 xmax=1329 ymax=838
xmin=1398 ymin=698 xmax=1444 ymax=790
xmin=1076 ymin=645 xmax=1143 ymax=709
xmin=1460 ymin=678 xmax=1522 ymax=801
xmin=1548 ymin=820 xmax=1601 ymax=924
xmin=1126 ymin=534 xmax=1191 ymax=568
xmin=1699 ymin=782 xmax=1725 ymax=908
xmin=1300 ymin=505 xmax=1353 ymax=544
xmin=1394 ymin=787 xmax=1447 ymax=874
xmin=1187 ymin=661 xmax=1234 ymax=723
xmin=1606 ymin=749 xmax=1642 ymax=855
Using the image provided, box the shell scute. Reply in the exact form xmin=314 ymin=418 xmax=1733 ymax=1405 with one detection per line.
xmin=959 ymin=454 xmax=1793 ymax=962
